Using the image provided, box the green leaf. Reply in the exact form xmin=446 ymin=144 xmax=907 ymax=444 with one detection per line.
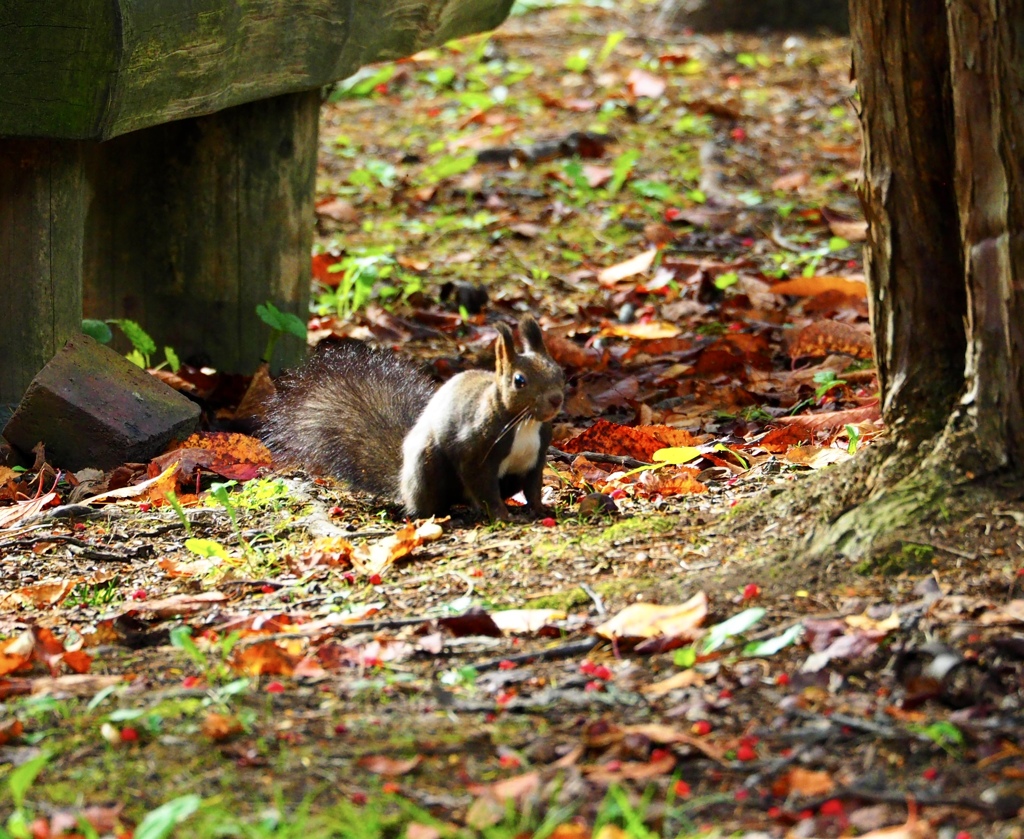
xmin=742 ymin=623 xmax=804 ymax=657
xmin=630 ymin=180 xmax=676 ymax=201
xmin=125 ymin=349 xmax=147 ymax=369
xmin=421 ymin=153 xmax=476 ymax=184
xmin=713 ymin=272 xmax=738 ymax=290
xmin=81 ymin=319 xmax=113 ymax=344
xmin=110 ymin=319 xmax=156 ymax=357
xmin=597 ymin=31 xmax=626 ymax=65
xmin=673 ymin=646 xmax=697 ymax=668
xmin=163 ymin=346 xmax=180 ymax=374
xmin=607 ymin=149 xmax=640 ymax=196
xmin=7 ymin=751 xmax=51 ymax=807
xmin=134 ymin=795 xmax=202 ymax=839
xmin=333 ymin=65 xmax=396 ymax=99
xmin=256 ymin=302 xmax=307 ymax=341
xmin=702 ymin=607 xmax=766 ymax=653
xmin=564 ymin=48 xmax=591 ymax=74
xmin=652 ymin=447 xmax=701 ymax=465
xmin=829 ymin=236 xmax=850 ymax=251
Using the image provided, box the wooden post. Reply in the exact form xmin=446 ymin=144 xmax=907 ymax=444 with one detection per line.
xmin=83 ymin=90 xmax=320 ymax=373
xmin=0 ymin=141 xmax=86 ymax=406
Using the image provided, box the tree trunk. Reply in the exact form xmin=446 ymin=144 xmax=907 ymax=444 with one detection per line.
xmin=657 ymin=0 xmax=848 ymax=34
xmin=809 ymin=0 xmax=1024 ymax=559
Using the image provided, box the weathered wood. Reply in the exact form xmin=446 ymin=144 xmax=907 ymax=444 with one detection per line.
xmin=83 ymin=91 xmax=320 ymax=374
xmin=0 ymin=0 xmax=515 ymax=141
xmin=0 ymin=141 xmax=86 ymax=405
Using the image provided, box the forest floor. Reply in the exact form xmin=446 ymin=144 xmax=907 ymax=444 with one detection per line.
xmin=2 ymin=2 xmax=1024 ymax=838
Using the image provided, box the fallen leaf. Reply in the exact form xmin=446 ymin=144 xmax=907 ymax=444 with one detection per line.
xmin=491 ymin=609 xmax=567 ymax=633
xmin=788 ymin=320 xmax=874 ymax=360
xmin=598 ymin=248 xmax=657 ymax=285
xmin=357 ymin=754 xmax=422 ymax=776
xmin=627 ymin=68 xmax=667 ymax=99
xmin=770 ymin=275 xmax=867 ymax=298
xmin=595 ymin=593 xmax=708 ymax=641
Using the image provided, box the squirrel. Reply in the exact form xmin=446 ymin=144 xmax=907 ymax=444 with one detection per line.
xmin=262 ymin=315 xmax=565 ymax=521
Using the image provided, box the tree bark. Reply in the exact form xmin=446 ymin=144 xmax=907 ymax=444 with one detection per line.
xmin=808 ymin=0 xmax=1024 ymax=559
xmin=658 ymin=0 xmax=848 ymax=34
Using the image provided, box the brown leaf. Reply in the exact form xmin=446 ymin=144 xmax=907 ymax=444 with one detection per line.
xmin=788 ymin=321 xmax=873 ymax=360
xmin=202 ymin=711 xmax=244 ymax=741
xmin=230 ymin=640 xmax=298 ymax=677
xmin=562 ymin=420 xmax=704 ymax=462
xmin=770 ymin=275 xmax=867 ymax=298
xmin=357 ymin=754 xmax=422 ymax=776
xmin=771 ymin=171 xmax=810 ymax=191
xmin=125 ymin=591 xmax=228 ymax=619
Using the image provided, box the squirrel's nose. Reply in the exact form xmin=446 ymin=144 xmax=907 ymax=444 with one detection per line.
xmin=548 ymin=392 xmax=563 ymax=410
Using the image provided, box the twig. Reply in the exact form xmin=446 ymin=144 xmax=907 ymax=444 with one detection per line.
xmin=580 ymin=583 xmax=606 ymax=615
xmin=475 ymin=637 xmax=600 ymax=672
xmin=549 ymin=448 xmax=650 ymax=469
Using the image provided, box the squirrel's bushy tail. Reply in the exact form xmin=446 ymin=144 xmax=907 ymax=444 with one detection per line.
xmin=262 ymin=342 xmax=435 ymax=501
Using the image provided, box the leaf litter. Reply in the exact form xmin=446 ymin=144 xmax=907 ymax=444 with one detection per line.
xmin=1 ymin=2 xmax=1023 ymax=836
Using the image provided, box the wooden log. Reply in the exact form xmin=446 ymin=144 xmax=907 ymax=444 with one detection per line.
xmin=0 ymin=0 xmax=516 ymax=141
xmin=0 ymin=141 xmax=86 ymax=406
xmin=83 ymin=90 xmax=320 ymax=374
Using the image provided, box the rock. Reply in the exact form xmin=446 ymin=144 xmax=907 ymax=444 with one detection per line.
xmin=2 ymin=334 xmax=200 ymax=471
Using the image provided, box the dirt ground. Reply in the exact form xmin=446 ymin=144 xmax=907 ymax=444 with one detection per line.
xmin=2 ymin=2 xmax=1024 ymax=837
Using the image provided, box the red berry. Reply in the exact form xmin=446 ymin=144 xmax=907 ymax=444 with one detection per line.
xmin=664 ymin=207 xmax=682 ymax=222
xmin=819 ymin=799 xmax=844 ymax=816
xmin=499 ymin=754 xmax=521 ymax=769
xmin=540 ymin=517 xmax=557 ymax=527
xmin=498 ymin=660 xmax=517 ymax=670
xmin=692 ymin=720 xmax=712 ymax=736
xmin=650 ymin=748 xmax=672 ymax=763
xmin=334 ymin=724 xmax=348 ymax=735
xmin=922 ymin=767 xmax=939 ymax=780
xmin=742 ymin=583 xmax=761 ymax=600
xmin=673 ymin=780 xmax=691 ymax=798
xmin=131 ymin=589 xmax=147 ymax=601
xmin=776 ymin=673 xmax=791 ymax=686
xmin=120 ymin=727 xmax=139 ymax=742
xmin=369 ymin=574 xmax=382 ymax=585
xmin=382 ymin=782 xmax=400 ymax=794
xmin=265 ymin=681 xmax=285 ymax=693
xmin=736 ymin=744 xmax=757 ymax=761
xmin=261 ymin=585 xmax=275 ymax=594
xmin=734 ymin=788 xmax=749 ymax=801
xmin=351 ymin=792 xmax=368 ymax=806
xmin=584 ymin=680 xmax=604 ymax=692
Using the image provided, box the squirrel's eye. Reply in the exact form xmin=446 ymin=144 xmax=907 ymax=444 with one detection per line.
xmin=513 ymin=372 xmax=527 ymax=389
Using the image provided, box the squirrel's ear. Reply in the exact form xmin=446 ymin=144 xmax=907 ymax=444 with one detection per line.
xmin=518 ymin=315 xmax=546 ymax=354
xmin=494 ymin=322 xmax=516 ymax=371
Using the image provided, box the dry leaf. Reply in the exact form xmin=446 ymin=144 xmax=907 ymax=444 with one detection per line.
xmin=490 ymin=609 xmax=567 ymax=633
xmin=598 ymin=248 xmax=657 ymax=285
xmin=595 ymin=592 xmax=708 ymax=641
xmin=788 ymin=320 xmax=874 ymax=360
xmin=770 ymin=275 xmax=867 ymax=298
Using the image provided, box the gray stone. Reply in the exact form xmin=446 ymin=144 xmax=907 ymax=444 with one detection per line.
xmin=2 ymin=334 xmax=200 ymax=471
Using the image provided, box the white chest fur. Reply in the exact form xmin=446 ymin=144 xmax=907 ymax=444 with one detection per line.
xmin=498 ymin=419 xmax=542 ymax=477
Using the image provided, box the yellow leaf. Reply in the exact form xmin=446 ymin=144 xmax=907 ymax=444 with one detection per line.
xmin=652 ymin=446 xmax=701 ymax=465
